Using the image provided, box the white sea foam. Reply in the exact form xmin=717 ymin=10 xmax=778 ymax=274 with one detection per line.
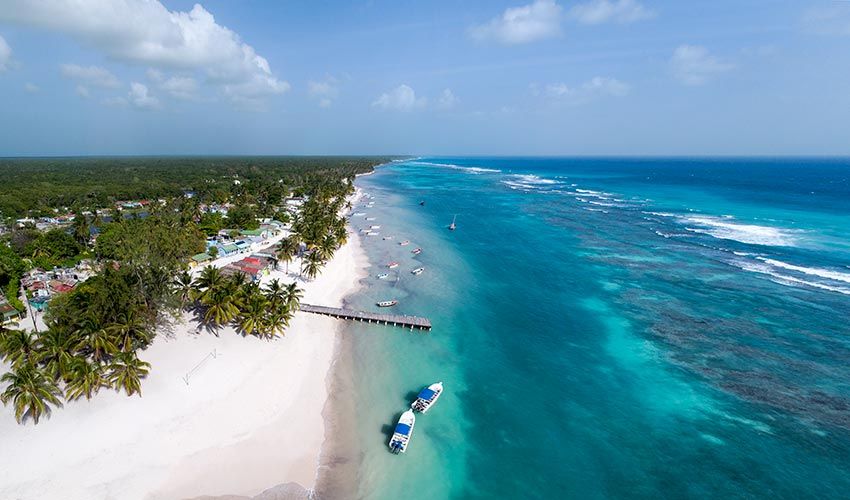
xmin=757 ymin=258 xmax=850 ymax=284
xmin=644 ymin=211 xmax=678 ymax=218
xmin=681 ymin=216 xmax=800 ymax=247
xmin=510 ymin=174 xmax=558 ymax=185
xmin=410 ymin=161 xmax=501 ymax=174
xmin=732 ymin=260 xmax=850 ymax=296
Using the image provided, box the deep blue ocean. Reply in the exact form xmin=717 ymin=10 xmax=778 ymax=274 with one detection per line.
xmin=343 ymin=158 xmax=850 ymax=499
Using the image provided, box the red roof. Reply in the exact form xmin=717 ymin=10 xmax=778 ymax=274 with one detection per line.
xmin=51 ymin=283 xmax=75 ymax=293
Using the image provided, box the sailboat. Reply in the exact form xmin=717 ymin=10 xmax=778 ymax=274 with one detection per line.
xmin=448 ymin=214 xmax=457 ymax=231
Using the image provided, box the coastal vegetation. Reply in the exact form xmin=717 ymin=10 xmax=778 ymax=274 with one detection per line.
xmin=0 ymin=156 xmax=380 ymax=424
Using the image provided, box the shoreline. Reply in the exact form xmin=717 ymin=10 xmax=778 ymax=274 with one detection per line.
xmin=0 ymin=192 xmax=370 ymax=499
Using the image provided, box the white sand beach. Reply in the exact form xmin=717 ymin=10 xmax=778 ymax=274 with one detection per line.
xmin=0 ymin=229 xmax=369 ymax=500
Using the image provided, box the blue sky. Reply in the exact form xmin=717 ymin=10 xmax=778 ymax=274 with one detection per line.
xmin=0 ymin=0 xmax=849 ymax=156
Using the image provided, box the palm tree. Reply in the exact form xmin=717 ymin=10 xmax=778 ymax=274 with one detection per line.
xmin=284 ymin=282 xmax=303 ymax=312
xmin=264 ymin=310 xmax=290 ymax=339
xmin=264 ymin=279 xmax=286 ymax=311
xmin=202 ymin=288 xmax=240 ymax=326
xmin=108 ymin=352 xmax=151 ymax=397
xmin=277 ymin=236 xmax=300 ymax=274
xmin=75 ymin=318 xmax=118 ymax=362
xmin=106 ymin=311 xmax=150 ymax=352
xmin=36 ymin=329 xmax=78 ymax=382
xmin=301 ymin=251 xmax=324 ymax=281
xmin=173 ymin=270 xmax=194 ymax=310
xmin=238 ymin=295 xmax=268 ymax=337
xmin=64 ymin=358 xmax=109 ymax=401
xmin=0 ymin=362 xmax=63 ymax=424
xmin=193 ymin=265 xmax=224 ymax=301
xmin=315 ymin=233 xmax=336 ymax=262
xmin=0 ymin=329 xmax=37 ymax=367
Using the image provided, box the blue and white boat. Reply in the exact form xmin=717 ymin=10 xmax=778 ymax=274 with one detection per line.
xmin=389 ymin=409 xmax=416 ymax=454
xmin=411 ymin=382 xmax=443 ymax=413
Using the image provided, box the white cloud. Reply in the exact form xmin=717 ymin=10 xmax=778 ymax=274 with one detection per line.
xmin=437 ymin=88 xmax=459 ymax=109
xmin=160 ymin=76 xmax=199 ymax=100
xmin=0 ymin=1 xmax=288 ymax=108
xmin=24 ymin=82 xmax=39 ymax=93
xmin=0 ymin=35 xmax=11 ymax=72
xmin=469 ymin=0 xmax=563 ymax=45
xmin=544 ymin=82 xmax=571 ymax=97
xmin=582 ymin=76 xmax=630 ymax=96
xmin=533 ymin=76 xmax=630 ymax=103
xmin=60 ymin=64 xmax=120 ymax=88
xmin=129 ymin=82 xmax=160 ymax=109
xmin=308 ymin=78 xmax=339 ymax=108
xmin=568 ymin=0 xmax=654 ymax=25
xmin=75 ymin=85 xmax=90 ymax=98
xmin=802 ymin=5 xmax=850 ymax=36
xmin=670 ymin=45 xmax=733 ymax=85
xmin=372 ymin=84 xmax=426 ymax=112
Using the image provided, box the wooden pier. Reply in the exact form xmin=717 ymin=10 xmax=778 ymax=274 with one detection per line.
xmin=298 ymin=303 xmax=432 ymax=331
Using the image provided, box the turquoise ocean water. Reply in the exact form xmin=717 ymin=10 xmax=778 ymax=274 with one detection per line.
xmin=342 ymin=158 xmax=850 ymax=499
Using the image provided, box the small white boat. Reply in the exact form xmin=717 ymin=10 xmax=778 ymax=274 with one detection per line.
xmin=411 ymin=248 xmax=422 ymax=255
xmin=411 ymin=267 xmax=424 ymax=275
xmin=383 ymin=236 xmax=394 ymax=240
xmin=377 ymin=300 xmax=398 ymax=307
xmin=387 ymin=262 xmax=399 ymax=269
xmin=370 ymin=225 xmax=381 ymax=229
xmin=366 ymin=217 xmax=376 ymax=221
xmin=449 ymin=214 xmax=457 ymax=231
xmin=411 ymin=382 xmax=443 ymax=413
xmin=389 ymin=410 xmax=415 ymax=454
xmin=399 ymin=240 xmax=410 ymax=246
xmin=377 ymin=273 xmax=389 ymax=279
xmin=366 ymin=231 xmax=380 ymax=236
xmin=353 ymin=212 xmax=366 ymax=216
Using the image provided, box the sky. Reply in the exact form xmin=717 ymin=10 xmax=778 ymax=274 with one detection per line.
xmin=0 ymin=0 xmax=849 ymax=156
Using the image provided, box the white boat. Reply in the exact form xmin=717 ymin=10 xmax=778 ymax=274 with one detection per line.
xmin=411 ymin=382 xmax=443 ymax=413
xmin=366 ymin=231 xmax=380 ymax=236
xmin=399 ymin=240 xmax=410 ymax=246
xmin=370 ymin=225 xmax=381 ymax=229
xmin=449 ymin=214 xmax=457 ymax=231
xmin=387 ymin=261 xmax=399 ymax=269
xmin=366 ymin=217 xmax=376 ymax=221
xmin=353 ymin=212 xmax=366 ymax=216
xmin=377 ymin=299 xmax=398 ymax=307
xmin=389 ymin=410 xmax=416 ymax=454
xmin=411 ymin=248 xmax=422 ymax=255
xmin=377 ymin=273 xmax=389 ymax=279
xmin=383 ymin=236 xmax=394 ymax=240
xmin=411 ymin=267 xmax=424 ymax=275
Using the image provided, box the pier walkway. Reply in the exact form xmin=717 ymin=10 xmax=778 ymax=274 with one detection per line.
xmin=298 ymin=303 xmax=432 ymax=331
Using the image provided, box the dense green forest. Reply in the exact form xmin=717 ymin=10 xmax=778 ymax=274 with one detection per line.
xmin=0 ymin=156 xmax=390 ymax=218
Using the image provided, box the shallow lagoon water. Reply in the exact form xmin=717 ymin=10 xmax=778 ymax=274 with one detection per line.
xmin=342 ymin=158 xmax=850 ymax=499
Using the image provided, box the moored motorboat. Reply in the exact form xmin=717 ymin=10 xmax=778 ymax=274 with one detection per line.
xmin=377 ymin=299 xmax=398 ymax=307
xmin=399 ymin=240 xmax=410 ymax=246
xmin=370 ymin=225 xmax=381 ymax=229
xmin=389 ymin=410 xmax=415 ymax=454
xmin=449 ymin=214 xmax=457 ymax=231
xmin=411 ymin=267 xmax=424 ymax=275
xmin=366 ymin=217 xmax=376 ymax=221
xmin=387 ymin=261 xmax=399 ymax=269
xmin=353 ymin=212 xmax=366 ymax=216
xmin=411 ymin=382 xmax=443 ymax=413
xmin=377 ymin=273 xmax=389 ymax=279
xmin=411 ymin=248 xmax=422 ymax=255
xmin=383 ymin=236 xmax=394 ymax=240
